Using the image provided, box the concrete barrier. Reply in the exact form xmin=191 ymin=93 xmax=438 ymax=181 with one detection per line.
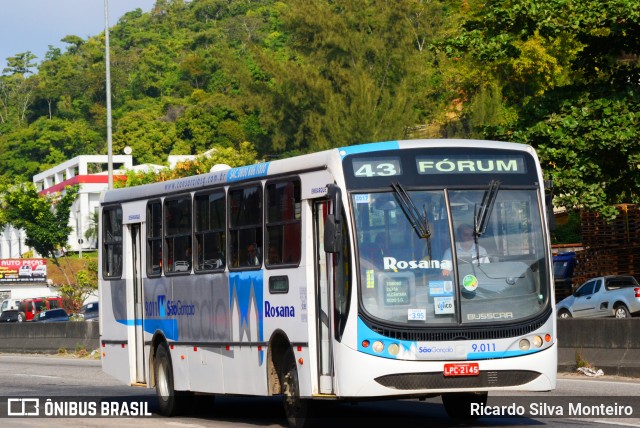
xmin=0 ymin=321 xmax=99 ymax=354
xmin=557 ymin=318 xmax=640 ymax=377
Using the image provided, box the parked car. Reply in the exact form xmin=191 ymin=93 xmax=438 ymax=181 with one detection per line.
xmin=19 ymin=296 xmax=64 ymax=321
xmin=79 ymin=301 xmax=99 ymax=321
xmin=556 ymin=275 xmax=640 ymax=318
xmin=18 ymin=265 xmax=33 ymax=277
xmin=0 ymin=309 xmax=22 ymax=322
xmin=0 ymin=298 xmax=22 ymax=313
xmin=31 ymin=265 xmax=47 ymax=278
xmin=33 ymin=308 xmax=69 ymax=322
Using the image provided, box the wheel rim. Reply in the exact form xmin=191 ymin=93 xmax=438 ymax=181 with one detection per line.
xmin=283 ymin=369 xmax=301 ymax=414
xmin=158 ymin=359 xmax=170 ymax=399
xmin=282 ymin=359 xmax=308 ymax=426
xmin=615 ymin=308 xmax=627 ymax=318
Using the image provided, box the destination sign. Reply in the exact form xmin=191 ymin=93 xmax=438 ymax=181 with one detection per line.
xmin=352 ymin=157 xmax=402 ymax=177
xmin=416 ymin=155 xmax=527 ymax=175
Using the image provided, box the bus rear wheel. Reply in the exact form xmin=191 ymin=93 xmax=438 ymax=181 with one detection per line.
xmin=155 ymin=343 xmax=190 ymax=416
xmin=281 ymin=354 xmax=313 ymax=428
xmin=442 ymin=391 xmax=487 ymax=421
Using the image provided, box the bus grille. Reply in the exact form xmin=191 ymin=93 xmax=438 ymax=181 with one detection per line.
xmin=375 ymin=370 xmax=540 ymax=390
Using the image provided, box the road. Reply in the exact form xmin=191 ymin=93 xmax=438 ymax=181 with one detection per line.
xmin=1 ymin=354 xmax=640 ymax=427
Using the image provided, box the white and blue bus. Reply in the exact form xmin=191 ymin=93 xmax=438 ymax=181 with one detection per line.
xmin=99 ymin=139 xmax=557 ymax=425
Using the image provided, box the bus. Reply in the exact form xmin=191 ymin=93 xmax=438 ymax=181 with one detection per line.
xmin=99 ymin=139 xmax=557 ymax=425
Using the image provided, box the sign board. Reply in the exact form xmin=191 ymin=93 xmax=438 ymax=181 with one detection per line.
xmin=0 ymin=259 xmax=47 ymax=283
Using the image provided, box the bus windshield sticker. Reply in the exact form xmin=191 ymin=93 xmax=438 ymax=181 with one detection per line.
xmin=434 ymin=296 xmax=455 ymax=315
xmin=384 ymin=278 xmax=410 ymax=305
xmin=416 ymin=155 xmax=526 ymax=175
xmin=366 ymin=270 xmax=375 ymax=289
xmin=429 ymin=281 xmax=453 ymax=297
xmin=462 ymin=275 xmax=478 ymax=292
xmin=354 ymin=194 xmax=370 ymax=204
xmin=408 ymin=308 xmax=426 ymax=321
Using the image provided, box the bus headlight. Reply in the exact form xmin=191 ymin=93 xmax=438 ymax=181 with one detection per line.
xmin=519 ymin=339 xmax=530 ymax=351
xmin=532 ymin=335 xmax=543 ymax=348
xmin=372 ymin=341 xmax=384 ymax=353
xmin=388 ymin=343 xmax=400 ymax=356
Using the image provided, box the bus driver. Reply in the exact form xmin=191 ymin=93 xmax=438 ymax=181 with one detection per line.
xmin=441 ymin=223 xmax=489 ymax=275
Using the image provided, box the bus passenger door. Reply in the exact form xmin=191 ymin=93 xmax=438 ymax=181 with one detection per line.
xmin=129 ymin=223 xmax=145 ymax=384
xmin=313 ymin=200 xmax=335 ymax=394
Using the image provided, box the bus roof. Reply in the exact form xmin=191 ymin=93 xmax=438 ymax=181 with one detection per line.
xmin=100 ymin=139 xmax=534 ymax=205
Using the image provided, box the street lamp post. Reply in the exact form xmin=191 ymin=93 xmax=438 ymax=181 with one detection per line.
xmin=104 ymin=0 xmax=113 ymax=190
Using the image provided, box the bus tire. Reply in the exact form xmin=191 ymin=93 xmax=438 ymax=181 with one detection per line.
xmin=281 ymin=353 xmax=313 ymax=428
xmin=155 ymin=343 xmax=189 ymax=416
xmin=442 ymin=391 xmax=487 ymax=421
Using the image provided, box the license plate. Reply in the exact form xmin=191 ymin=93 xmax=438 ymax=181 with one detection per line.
xmin=443 ymin=363 xmax=480 ymax=377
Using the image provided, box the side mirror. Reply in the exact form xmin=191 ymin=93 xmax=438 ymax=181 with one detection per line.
xmin=324 ymin=214 xmax=343 ymax=253
xmin=324 ymin=184 xmax=343 ymax=253
xmin=544 ymin=179 xmax=556 ymax=231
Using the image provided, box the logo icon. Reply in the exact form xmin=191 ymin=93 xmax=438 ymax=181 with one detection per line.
xmin=8 ymin=398 xmax=40 ymax=416
xmin=158 ymin=295 xmax=166 ymax=317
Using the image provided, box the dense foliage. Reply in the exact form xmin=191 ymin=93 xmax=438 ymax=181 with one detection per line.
xmin=0 ymin=0 xmax=639 ymax=219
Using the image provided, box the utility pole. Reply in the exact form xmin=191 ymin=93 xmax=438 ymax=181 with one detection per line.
xmin=104 ymin=0 xmax=113 ymax=190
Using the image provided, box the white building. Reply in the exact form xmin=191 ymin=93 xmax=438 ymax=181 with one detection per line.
xmin=33 ymin=155 xmax=134 ymax=253
xmin=0 ymin=153 xmax=199 ymax=257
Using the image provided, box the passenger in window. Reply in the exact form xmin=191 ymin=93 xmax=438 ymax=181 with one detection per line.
xmin=246 ymin=243 xmax=261 ymax=266
xmin=267 ymin=245 xmax=280 ymax=264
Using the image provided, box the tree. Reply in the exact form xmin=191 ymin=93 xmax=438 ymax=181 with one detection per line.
xmin=58 ymin=261 xmax=98 ymax=314
xmin=3 ymin=51 xmax=37 ymax=76
xmin=433 ymin=0 xmax=640 ymax=219
xmin=84 ymin=210 xmax=99 ymax=248
xmin=2 ymin=183 xmax=79 ymax=285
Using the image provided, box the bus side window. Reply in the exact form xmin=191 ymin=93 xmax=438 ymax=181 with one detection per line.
xmin=195 ymin=190 xmax=226 ymax=272
xmin=147 ymin=200 xmax=162 ymax=276
xmin=229 ymin=185 xmax=262 ymax=269
xmin=164 ymin=196 xmax=192 ymax=274
xmin=266 ymin=179 xmax=301 ymax=267
xmin=102 ymin=206 xmax=123 ymax=278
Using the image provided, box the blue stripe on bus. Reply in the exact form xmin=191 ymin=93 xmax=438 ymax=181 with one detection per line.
xmin=226 ymin=162 xmax=270 ymax=182
xmin=358 ymin=317 xmax=542 ymax=360
xmin=116 ymin=318 xmax=179 ymax=342
xmin=338 ymin=141 xmax=399 ymax=158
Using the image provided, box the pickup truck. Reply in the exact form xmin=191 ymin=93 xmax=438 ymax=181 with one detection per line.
xmin=556 ymin=275 xmax=640 ymax=318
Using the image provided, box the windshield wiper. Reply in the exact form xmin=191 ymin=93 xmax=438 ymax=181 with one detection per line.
xmin=472 ymin=179 xmax=500 ymax=262
xmin=391 ymin=182 xmax=432 ymax=259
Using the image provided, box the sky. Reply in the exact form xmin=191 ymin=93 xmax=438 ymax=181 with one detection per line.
xmin=0 ymin=0 xmax=157 ymax=72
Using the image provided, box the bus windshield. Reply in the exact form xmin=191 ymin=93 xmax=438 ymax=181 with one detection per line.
xmin=353 ymin=187 xmax=549 ymax=326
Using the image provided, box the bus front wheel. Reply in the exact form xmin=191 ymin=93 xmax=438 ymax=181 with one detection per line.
xmin=281 ymin=354 xmax=313 ymax=428
xmin=155 ymin=343 xmax=190 ymax=416
xmin=442 ymin=391 xmax=487 ymax=421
